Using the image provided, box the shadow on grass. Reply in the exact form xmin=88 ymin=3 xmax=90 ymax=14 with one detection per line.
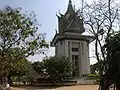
xmin=13 ymin=84 xmax=77 ymax=90
xmin=12 ymin=80 xmax=77 ymax=90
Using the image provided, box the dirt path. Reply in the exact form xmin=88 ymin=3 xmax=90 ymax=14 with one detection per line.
xmin=56 ymin=85 xmax=98 ymax=90
xmin=12 ymin=85 xmax=99 ymax=90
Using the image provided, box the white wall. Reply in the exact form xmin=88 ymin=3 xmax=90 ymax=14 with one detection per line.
xmin=55 ymin=39 xmax=90 ymax=77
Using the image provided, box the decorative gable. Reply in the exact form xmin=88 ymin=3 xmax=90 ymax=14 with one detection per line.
xmin=57 ymin=0 xmax=85 ymax=34
xmin=67 ymin=19 xmax=80 ymax=29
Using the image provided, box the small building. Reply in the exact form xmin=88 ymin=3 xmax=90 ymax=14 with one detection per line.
xmin=51 ymin=0 xmax=94 ymax=78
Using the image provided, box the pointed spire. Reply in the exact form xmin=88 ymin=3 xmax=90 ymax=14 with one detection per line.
xmin=69 ymin=0 xmax=72 ymax=5
xmin=66 ymin=0 xmax=74 ymax=14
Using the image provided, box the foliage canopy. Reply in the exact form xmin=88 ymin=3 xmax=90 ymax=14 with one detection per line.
xmin=32 ymin=56 xmax=72 ymax=81
xmin=0 ymin=6 xmax=48 ymax=77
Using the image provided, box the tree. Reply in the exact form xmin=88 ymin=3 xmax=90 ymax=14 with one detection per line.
xmin=90 ymin=64 xmax=98 ymax=75
xmin=90 ymin=61 xmax=106 ymax=75
xmin=8 ymin=58 xmax=39 ymax=86
xmin=101 ymin=31 xmax=120 ymax=90
xmin=42 ymin=56 xmax=72 ymax=82
xmin=83 ymin=0 xmax=120 ymax=89
xmin=0 ymin=6 xmax=48 ymax=84
xmin=32 ymin=61 xmax=44 ymax=75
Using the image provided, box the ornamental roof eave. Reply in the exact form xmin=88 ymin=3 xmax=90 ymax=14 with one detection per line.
xmin=50 ymin=34 xmax=95 ymax=47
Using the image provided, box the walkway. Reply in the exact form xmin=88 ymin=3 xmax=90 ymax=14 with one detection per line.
xmin=12 ymin=85 xmax=99 ymax=90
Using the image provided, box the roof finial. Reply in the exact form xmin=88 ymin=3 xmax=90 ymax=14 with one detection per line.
xmin=66 ymin=0 xmax=74 ymax=14
xmin=69 ymin=0 xmax=72 ymax=5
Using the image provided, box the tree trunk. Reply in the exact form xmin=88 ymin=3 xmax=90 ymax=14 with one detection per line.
xmin=18 ymin=76 xmax=20 ymax=85
xmin=0 ymin=76 xmax=9 ymax=90
xmin=115 ymin=79 xmax=120 ymax=90
xmin=0 ymin=77 xmax=4 ymax=85
xmin=113 ymin=84 xmax=116 ymax=90
xmin=7 ymin=76 xmax=13 ymax=87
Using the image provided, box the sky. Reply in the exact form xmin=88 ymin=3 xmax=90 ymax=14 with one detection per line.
xmin=0 ymin=0 xmax=97 ymax=64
